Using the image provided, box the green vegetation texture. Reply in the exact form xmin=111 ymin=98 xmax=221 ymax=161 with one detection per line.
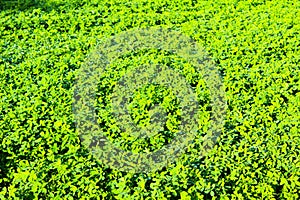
xmin=0 ymin=0 xmax=300 ymax=199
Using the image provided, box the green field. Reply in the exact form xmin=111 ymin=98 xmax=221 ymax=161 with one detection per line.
xmin=0 ymin=0 xmax=300 ymax=199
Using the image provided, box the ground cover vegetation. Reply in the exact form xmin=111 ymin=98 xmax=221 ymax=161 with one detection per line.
xmin=0 ymin=0 xmax=300 ymax=199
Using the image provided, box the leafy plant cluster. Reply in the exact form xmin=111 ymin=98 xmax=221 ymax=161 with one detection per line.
xmin=94 ymin=48 xmax=210 ymax=155
xmin=0 ymin=0 xmax=300 ymax=199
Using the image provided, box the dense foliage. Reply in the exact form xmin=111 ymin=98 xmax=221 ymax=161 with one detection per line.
xmin=0 ymin=0 xmax=299 ymax=199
